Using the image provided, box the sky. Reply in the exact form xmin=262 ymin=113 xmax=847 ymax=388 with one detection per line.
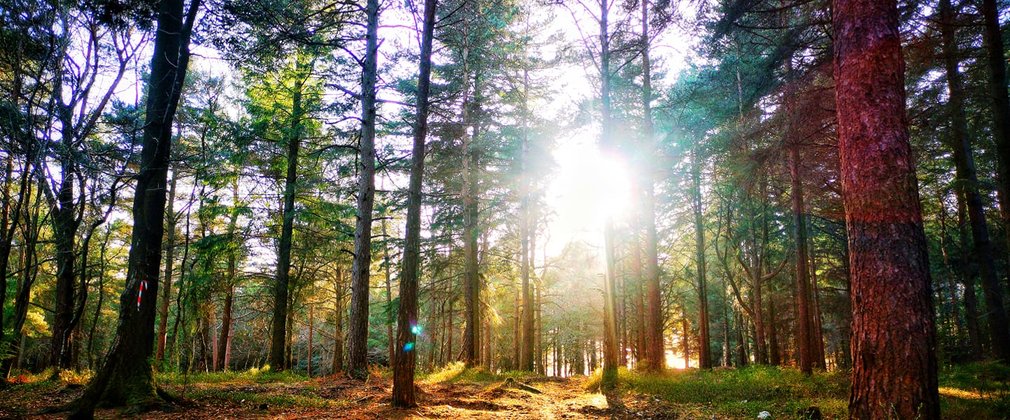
xmin=538 ymin=1 xmax=694 ymax=261
xmin=80 ymin=0 xmax=696 ymax=271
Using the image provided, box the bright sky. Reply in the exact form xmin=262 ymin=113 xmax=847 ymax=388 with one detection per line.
xmin=538 ymin=2 xmax=693 ymax=261
xmin=86 ymin=1 xmax=695 ymax=270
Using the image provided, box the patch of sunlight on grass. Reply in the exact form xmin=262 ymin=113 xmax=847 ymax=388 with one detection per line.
xmin=421 ymin=362 xmax=542 ymax=385
xmin=422 ymin=362 xmax=467 ymax=384
xmin=939 ymin=387 xmax=986 ymax=400
xmin=619 ymin=366 xmax=849 ymax=419
xmin=58 ymin=369 xmax=92 ymax=386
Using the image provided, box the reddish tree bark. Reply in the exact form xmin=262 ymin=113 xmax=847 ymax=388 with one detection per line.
xmin=832 ymin=1 xmax=939 ymax=418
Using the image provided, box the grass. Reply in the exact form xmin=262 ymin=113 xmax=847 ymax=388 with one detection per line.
xmin=177 ymin=387 xmax=347 ymax=408
xmin=609 ymin=363 xmax=1010 ymax=419
xmin=157 ymin=366 xmax=308 ymax=385
xmin=420 ymin=361 xmax=541 ymax=385
xmin=4 ymin=361 xmax=1008 ymax=418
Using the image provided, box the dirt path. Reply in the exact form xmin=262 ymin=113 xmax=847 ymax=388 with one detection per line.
xmin=4 ymin=375 xmax=677 ymax=419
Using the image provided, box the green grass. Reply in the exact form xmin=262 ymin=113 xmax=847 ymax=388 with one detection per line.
xmin=157 ymin=366 xmax=308 ymax=385
xmin=177 ymin=387 xmax=347 ymax=408
xmin=938 ymin=362 xmax=1010 ymax=418
xmin=613 ymin=363 xmax=1010 ymax=419
xmin=420 ymin=361 xmax=541 ymax=384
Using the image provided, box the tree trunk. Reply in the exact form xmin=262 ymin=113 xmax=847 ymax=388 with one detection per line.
xmin=789 ymin=145 xmax=813 ymax=374
xmin=832 ymin=1 xmax=939 ymax=417
xmin=308 ymin=305 xmax=314 ymax=377
xmin=980 ymin=0 xmax=1010 ymax=267
xmin=810 ymin=251 xmax=826 ymax=369
xmin=639 ymin=0 xmax=664 ymax=374
xmin=3 ymin=187 xmax=39 ymax=379
xmin=157 ymin=173 xmax=178 ymax=364
xmin=215 ymin=180 xmax=240 ymax=371
xmin=269 ymin=63 xmax=307 ymax=372
xmin=735 ymin=312 xmax=747 ymax=367
xmin=50 ymin=137 xmax=80 ymax=371
xmin=392 ymin=0 xmax=435 ymax=407
xmin=0 ymin=155 xmax=29 ymax=361
xmin=518 ymin=63 xmax=535 ymax=372
xmin=382 ymin=218 xmax=395 ymax=366
xmin=768 ymin=290 xmax=781 ymax=366
xmin=940 ymin=0 xmax=1010 ymax=362
xmin=88 ymin=226 xmax=112 ymax=370
xmin=682 ymin=310 xmax=690 ymax=369
xmin=691 ymin=148 xmax=712 ymax=369
xmin=599 ymin=0 xmax=621 ymax=390
xmin=462 ymin=74 xmax=481 ymax=368
xmin=69 ymin=0 xmax=198 ymax=414
xmin=347 ymin=0 xmax=380 ymax=380
xmin=333 ymin=267 xmax=345 ymax=373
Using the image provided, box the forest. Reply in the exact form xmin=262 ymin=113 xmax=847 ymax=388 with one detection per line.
xmin=1 ymin=0 xmax=1010 ymax=418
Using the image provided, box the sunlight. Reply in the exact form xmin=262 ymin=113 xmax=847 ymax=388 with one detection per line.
xmin=545 ymin=136 xmax=634 ymax=258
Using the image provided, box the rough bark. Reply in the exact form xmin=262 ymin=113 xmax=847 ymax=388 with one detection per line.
xmin=832 ymin=1 xmax=939 ymax=417
xmin=347 ymin=0 xmax=380 ymax=380
xmin=392 ymin=0 xmax=435 ymax=407
xmin=69 ymin=0 xmax=198 ymax=414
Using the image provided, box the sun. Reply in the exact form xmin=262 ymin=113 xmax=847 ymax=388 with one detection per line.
xmin=544 ymin=136 xmax=635 ymax=257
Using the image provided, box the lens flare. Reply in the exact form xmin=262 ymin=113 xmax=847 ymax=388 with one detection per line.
xmin=404 ymin=342 xmax=415 ymax=352
xmin=411 ymin=324 xmax=423 ymax=335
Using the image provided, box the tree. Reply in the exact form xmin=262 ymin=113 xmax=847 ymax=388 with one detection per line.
xmin=268 ymin=54 xmax=316 ymax=371
xmin=638 ymin=0 xmax=664 ymax=373
xmin=70 ymin=0 xmax=200 ymax=414
xmin=938 ymin=0 xmax=1010 ymax=363
xmin=980 ymin=0 xmax=1010 ymax=264
xmin=392 ymin=0 xmax=437 ymax=407
xmin=832 ymin=0 xmax=939 ymax=417
xmin=691 ymin=146 xmax=712 ymax=369
xmin=347 ymin=0 xmax=381 ymax=379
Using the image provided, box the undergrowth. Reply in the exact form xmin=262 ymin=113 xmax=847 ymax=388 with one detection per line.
xmin=608 ymin=363 xmax=1010 ymax=419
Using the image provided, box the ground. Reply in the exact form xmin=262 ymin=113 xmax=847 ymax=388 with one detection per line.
xmin=1 ymin=363 xmax=1007 ymax=419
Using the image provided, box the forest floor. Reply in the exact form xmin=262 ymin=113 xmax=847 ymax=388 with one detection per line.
xmin=1 ymin=362 xmax=1008 ymax=419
